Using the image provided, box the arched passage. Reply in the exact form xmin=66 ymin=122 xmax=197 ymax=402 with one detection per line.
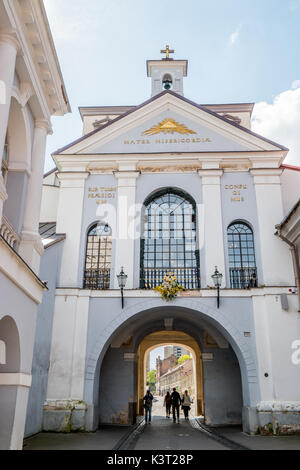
xmin=137 ymin=331 xmax=204 ymax=416
xmin=3 ymin=96 xmax=32 ymax=236
xmin=0 ymin=316 xmax=21 ymax=450
xmin=87 ymin=299 xmax=257 ymax=431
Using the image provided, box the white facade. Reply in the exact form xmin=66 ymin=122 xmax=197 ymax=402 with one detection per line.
xmin=32 ymin=51 xmax=300 ymax=437
xmin=0 ymin=0 xmax=69 ymax=450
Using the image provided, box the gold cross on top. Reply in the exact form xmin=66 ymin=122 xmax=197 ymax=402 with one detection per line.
xmin=160 ymin=45 xmax=175 ymax=60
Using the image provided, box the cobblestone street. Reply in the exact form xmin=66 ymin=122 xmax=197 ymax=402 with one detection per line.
xmin=24 ymin=397 xmax=300 ymax=451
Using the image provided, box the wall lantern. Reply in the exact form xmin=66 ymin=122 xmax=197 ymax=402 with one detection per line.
xmin=211 ymin=266 xmax=223 ymax=309
xmin=117 ymin=267 xmax=128 ymax=309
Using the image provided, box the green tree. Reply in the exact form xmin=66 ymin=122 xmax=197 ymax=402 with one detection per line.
xmin=147 ymin=370 xmax=156 ymax=390
xmin=178 ymin=355 xmax=192 ymax=365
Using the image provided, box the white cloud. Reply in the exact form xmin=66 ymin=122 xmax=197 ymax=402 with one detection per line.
xmin=252 ymin=87 xmax=300 ymax=165
xmin=291 ymin=80 xmax=300 ymax=89
xmin=229 ymin=24 xmax=242 ymax=46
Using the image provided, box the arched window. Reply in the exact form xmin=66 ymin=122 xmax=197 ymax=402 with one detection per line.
xmin=140 ymin=189 xmax=200 ymax=289
xmin=84 ymin=223 xmax=112 ymax=290
xmin=227 ymin=222 xmax=258 ymax=289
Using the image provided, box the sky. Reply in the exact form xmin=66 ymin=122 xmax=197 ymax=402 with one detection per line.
xmin=43 ymin=0 xmax=300 ymax=171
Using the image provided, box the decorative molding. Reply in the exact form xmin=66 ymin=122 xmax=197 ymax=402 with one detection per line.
xmin=1 ymin=2 xmax=70 ymax=119
xmin=54 ymin=286 xmax=295 ymax=299
xmin=1 ymin=216 xmax=21 ymax=250
xmin=0 ymin=373 xmax=32 ymax=388
xmin=20 ymin=231 xmax=44 ymax=256
xmin=18 ymin=82 xmax=33 ymax=107
xmin=0 ymin=236 xmax=46 ymax=304
xmin=54 ymin=93 xmax=286 ymax=157
xmin=164 ymin=318 xmax=174 ymax=331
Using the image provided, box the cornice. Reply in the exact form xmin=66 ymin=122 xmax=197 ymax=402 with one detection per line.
xmin=54 ymin=150 xmax=285 ymax=175
xmin=0 ymin=235 xmax=46 ymax=304
xmin=114 ymin=171 xmax=140 ymax=180
xmin=56 ymin=172 xmax=90 ymax=182
xmin=250 ymin=168 xmax=283 ymax=177
xmin=147 ymin=59 xmax=188 ymax=77
xmin=54 ymin=92 xmax=288 ymax=156
xmin=2 ymin=0 xmax=70 ymax=119
xmin=198 ymin=169 xmax=223 ymax=177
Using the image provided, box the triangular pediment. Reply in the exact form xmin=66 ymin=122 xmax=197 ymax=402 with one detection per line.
xmin=55 ymin=91 xmax=287 ymax=156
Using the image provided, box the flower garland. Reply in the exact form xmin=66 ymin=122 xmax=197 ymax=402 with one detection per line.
xmin=154 ymin=273 xmax=184 ymax=302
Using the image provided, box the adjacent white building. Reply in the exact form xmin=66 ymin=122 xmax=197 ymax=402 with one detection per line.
xmin=0 ymin=0 xmax=70 ymax=450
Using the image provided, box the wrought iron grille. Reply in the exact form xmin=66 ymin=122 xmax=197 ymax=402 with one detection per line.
xmin=84 ymin=224 xmax=112 ymax=290
xmin=140 ymin=189 xmax=200 ymax=290
xmin=140 ymin=267 xmax=201 ymax=290
xmin=84 ymin=268 xmax=111 ymax=290
xmin=229 ymin=267 xmax=258 ymax=289
xmin=227 ymin=222 xmax=258 ymax=289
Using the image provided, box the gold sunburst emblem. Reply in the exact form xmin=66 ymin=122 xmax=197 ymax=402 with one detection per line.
xmin=142 ymin=118 xmax=197 ymax=136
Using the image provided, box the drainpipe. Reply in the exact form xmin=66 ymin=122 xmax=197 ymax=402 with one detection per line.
xmin=276 ymin=226 xmax=300 ymax=312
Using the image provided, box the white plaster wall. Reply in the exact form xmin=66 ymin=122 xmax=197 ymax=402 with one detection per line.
xmin=56 ymin=174 xmax=88 ymax=287
xmin=281 ymin=169 xmax=300 ymax=215
xmin=47 ymin=294 xmax=78 ymax=399
xmin=46 ymin=293 xmax=89 ymax=401
xmin=253 ymin=294 xmax=300 ymax=403
xmin=252 ymin=171 xmax=294 ymax=286
xmin=40 ymin=185 xmax=59 ymax=223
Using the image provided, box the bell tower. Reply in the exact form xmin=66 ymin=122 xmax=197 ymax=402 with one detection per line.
xmin=147 ymin=46 xmax=188 ymax=97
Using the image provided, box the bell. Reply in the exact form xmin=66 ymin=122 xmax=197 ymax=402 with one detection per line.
xmin=163 ymin=79 xmax=172 ymax=90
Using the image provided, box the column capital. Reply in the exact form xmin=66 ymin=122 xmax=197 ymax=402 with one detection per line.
xmin=114 ymin=171 xmax=140 ymax=180
xmin=0 ymin=30 xmax=20 ymax=52
xmin=198 ymin=169 xmax=223 ymax=186
xmin=56 ymin=171 xmax=90 ymax=181
xmin=34 ymin=119 xmax=52 ymax=134
xmin=198 ymin=169 xmax=223 ymax=177
xmin=250 ymin=168 xmax=282 ymax=185
xmin=250 ymin=168 xmax=283 ymax=177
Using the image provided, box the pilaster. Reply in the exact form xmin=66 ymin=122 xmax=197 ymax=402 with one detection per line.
xmin=19 ymin=120 xmax=49 ymax=274
xmin=56 ymin=172 xmax=89 ymax=287
xmin=114 ymin=171 xmax=140 ymax=289
xmin=0 ymin=31 xmax=19 ymax=222
xmin=251 ymin=169 xmax=294 ymax=285
xmin=198 ymin=169 xmax=226 ymax=287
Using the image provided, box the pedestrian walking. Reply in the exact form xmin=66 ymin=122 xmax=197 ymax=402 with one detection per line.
xmin=181 ymin=390 xmax=192 ymax=420
xmin=171 ymin=388 xmax=182 ymax=423
xmin=143 ymin=390 xmax=154 ymax=424
xmin=163 ymin=391 xmax=172 ymax=418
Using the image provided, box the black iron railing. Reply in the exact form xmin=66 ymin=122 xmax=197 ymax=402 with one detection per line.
xmin=140 ymin=267 xmax=201 ymax=290
xmin=229 ymin=267 xmax=258 ymax=289
xmin=84 ymin=268 xmax=111 ymax=290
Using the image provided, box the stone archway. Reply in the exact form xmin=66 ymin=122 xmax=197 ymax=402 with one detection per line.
xmin=0 ymin=316 xmax=21 ymax=450
xmin=85 ymin=298 xmax=259 ymax=432
xmin=137 ymin=331 xmax=204 ymax=416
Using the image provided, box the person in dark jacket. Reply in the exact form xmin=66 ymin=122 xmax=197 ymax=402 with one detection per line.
xmin=163 ymin=391 xmax=172 ymax=418
xmin=143 ymin=390 xmax=154 ymax=424
xmin=171 ymin=388 xmax=182 ymax=423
